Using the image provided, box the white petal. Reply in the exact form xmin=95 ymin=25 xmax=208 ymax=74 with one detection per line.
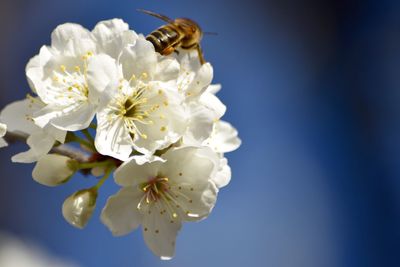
xmin=142 ymin=207 xmax=182 ymax=260
xmin=212 ymin=157 xmax=231 ymax=188
xmin=25 ymin=46 xmax=52 ymax=93
xmin=177 ymin=181 xmax=218 ymax=222
xmin=205 ymin=84 xmax=221 ymax=94
xmin=177 ymin=51 xmax=213 ymax=98
xmin=95 ymin=115 xmax=132 ymax=161
xmin=0 ymin=98 xmax=41 ymax=134
xmin=87 ymin=54 xmax=118 ymax=104
xmin=51 ymin=23 xmax=94 ymax=55
xmin=12 ymin=131 xmax=55 ymax=163
xmin=35 ymin=102 xmax=96 ymax=131
xmin=114 ymin=157 xmax=164 ymax=187
xmin=44 ymin=124 xmax=66 ymax=143
xmin=160 ymin=147 xmax=218 ymax=220
xmin=204 ymin=120 xmax=241 ymax=153
xmin=101 ymin=187 xmax=143 ymax=236
xmin=162 ymin=147 xmax=215 ymax=184
xmin=32 ymin=154 xmax=75 ymax=186
xmin=154 ymin=57 xmax=180 ymax=82
xmin=92 ymin=19 xmax=138 ymax=58
xmin=199 ymin=92 xmax=226 ymax=119
xmin=119 ymin=37 xmax=157 ymax=80
xmin=185 ymin=102 xmax=216 ymax=143
xmin=92 ymin=19 xmax=129 ymax=41
xmin=188 ymin=62 xmax=213 ymax=97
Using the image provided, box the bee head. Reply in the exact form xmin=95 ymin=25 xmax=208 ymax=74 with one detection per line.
xmin=174 ymin=18 xmax=203 ymax=48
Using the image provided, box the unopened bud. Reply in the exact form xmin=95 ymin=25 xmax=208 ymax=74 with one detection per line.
xmin=62 ymin=189 xmax=98 ymax=229
xmin=32 ymin=154 xmax=77 ymax=186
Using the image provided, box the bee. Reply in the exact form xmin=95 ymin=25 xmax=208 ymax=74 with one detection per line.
xmin=138 ymin=9 xmax=208 ymax=65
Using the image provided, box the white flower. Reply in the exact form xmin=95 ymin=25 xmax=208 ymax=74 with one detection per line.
xmin=27 ymin=25 xmax=97 ymax=131
xmin=62 ymin=189 xmax=98 ymax=229
xmin=32 ymin=154 xmax=77 ymax=186
xmin=171 ymin=50 xmax=225 ymax=146
xmin=0 ymin=123 xmax=7 ymax=148
xmin=93 ymin=37 xmax=187 ymax=160
xmin=27 ymin=19 xmax=137 ymax=131
xmin=101 ymin=147 xmax=219 ymax=259
xmin=0 ymin=98 xmax=66 ymax=163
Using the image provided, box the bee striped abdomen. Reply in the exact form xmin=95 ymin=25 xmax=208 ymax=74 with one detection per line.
xmin=146 ymin=25 xmax=181 ymax=54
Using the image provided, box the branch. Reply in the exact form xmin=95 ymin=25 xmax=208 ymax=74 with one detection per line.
xmin=4 ymin=131 xmax=91 ymax=163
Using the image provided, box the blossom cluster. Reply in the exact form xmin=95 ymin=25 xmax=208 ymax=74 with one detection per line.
xmin=0 ymin=19 xmax=240 ymax=259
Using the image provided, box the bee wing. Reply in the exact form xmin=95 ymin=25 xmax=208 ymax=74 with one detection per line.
xmin=137 ymin=9 xmax=174 ymax=24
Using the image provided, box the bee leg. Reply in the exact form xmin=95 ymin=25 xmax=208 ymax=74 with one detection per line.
xmin=161 ymin=46 xmax=175 ymax=55
xmin=195 ymin=44 xmax=206 ymax=65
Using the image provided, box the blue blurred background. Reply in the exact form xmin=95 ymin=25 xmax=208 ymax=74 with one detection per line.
xmin=1 ymin=0 xmax=400 ymax=266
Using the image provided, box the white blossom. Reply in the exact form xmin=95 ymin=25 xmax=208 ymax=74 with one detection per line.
xmin=62 ymin=189 xmax=98 ymax=229
xmin=26 ymin=19 xmax=137 ymax=132
xmin=93 ymin=37 xmax=187 ymax=160
xmin=101 ymin=147 xmax=220 ymax=259
xmin=0 ymin=17 xmax=241 ymax=260
xmin=32 ymin=154 xmax=76 ymax=186
xmin=0 ymin=98 xmax=66 ymax=163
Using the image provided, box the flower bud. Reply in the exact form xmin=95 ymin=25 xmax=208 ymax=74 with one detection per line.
xmin=62 ymin=189 xmax=98 ymax=229
xmin=32 ymin=154 xmax=77 ymax=186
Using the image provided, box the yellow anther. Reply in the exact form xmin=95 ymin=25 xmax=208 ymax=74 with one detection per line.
xmin=160 ymin=126 xmax=166 ymax=132
xmin=141 ymin=134 xmax=148 ymax=139
xmin=163 ymin=101 xmax=169 ymax=106
xmin=60 ymin=65 xmax=66 ymax=72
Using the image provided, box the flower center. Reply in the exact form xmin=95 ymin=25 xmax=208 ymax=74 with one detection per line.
xmin=116 ymin=81 xmax=162 ymax=140
xmin=52 ymin=52 xmax=92 ymax=102
xmin=137 ymin=175 xmax=197 ymax=221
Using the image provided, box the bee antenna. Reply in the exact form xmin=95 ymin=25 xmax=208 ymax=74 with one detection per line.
xmin=137 ymin=9 xmax=174 ymax=24
xmin=203 ymin=31 xmax=218 ymax=36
